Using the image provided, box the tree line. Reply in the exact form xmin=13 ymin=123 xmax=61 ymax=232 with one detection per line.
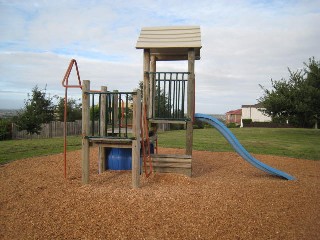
xmin=259 ymin=57 xmax=319 ymax=128
xmin=0 ymin=87 xmax=82 ymax=139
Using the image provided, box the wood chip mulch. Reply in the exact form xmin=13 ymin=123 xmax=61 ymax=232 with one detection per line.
xmin=0 ymin=147 xmax=319 ymax=239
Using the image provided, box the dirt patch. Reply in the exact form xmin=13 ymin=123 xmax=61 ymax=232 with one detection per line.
xmin=1 ymin=147 xmax=319 ymax=239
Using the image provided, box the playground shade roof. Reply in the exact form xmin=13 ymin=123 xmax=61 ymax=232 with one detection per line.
xmin=136 ymin=26 xmax=201 ymax=60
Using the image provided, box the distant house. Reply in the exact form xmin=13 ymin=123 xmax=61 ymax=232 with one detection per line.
xmin=241 ymin=103 xmax=271 ymax=127
xmin=226 ymin=109 xmax=242 ymax=126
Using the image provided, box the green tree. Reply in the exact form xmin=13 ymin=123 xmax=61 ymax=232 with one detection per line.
xmin=90 ymin=105 xmax=100 ymax=121
xmin=259 ymin=57 xmax=320 ymax=128
xmin=0 ymin=118 xmax=12 ymax=140
xmin=55 ymin=97 xmax=82 ymax=122
xmin=16 ymin=86 xmax=55 ymax=135
xmin=304 ymin=57 xmax=320 ymax=128
xmin=137 ymin=80 xmax=173 ymax=118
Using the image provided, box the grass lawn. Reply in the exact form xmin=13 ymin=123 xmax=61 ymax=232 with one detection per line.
xmin=0 ymin=128 xmax=319 ymax=164
xmin=158 ymin=127 xmax=320 ymax=160
xmin=0 ymin=136 xmax=81 ymax=164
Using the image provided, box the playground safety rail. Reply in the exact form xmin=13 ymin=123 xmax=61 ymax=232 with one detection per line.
xmin=85 ymin=91 xmax=136 ymax=139
xmin=147 ymin=72 xmax=190 ymax=120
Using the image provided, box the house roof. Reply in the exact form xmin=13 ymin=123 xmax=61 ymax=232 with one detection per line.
xmin=241 ymin=103 xmax=264 ymax=108
xmin=226 ymin=109 xmax=242 ymax=115
xmin=136 ymin=26 xmax=202 ymax=61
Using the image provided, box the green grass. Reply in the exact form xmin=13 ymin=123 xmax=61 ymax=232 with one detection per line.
xmin=158 ymin=128 xmax=320 ymax=160
xmin=1 ymin=128 xmax=319 ymax=164
xmin=0 ymin=136 xmax=81 ymax=164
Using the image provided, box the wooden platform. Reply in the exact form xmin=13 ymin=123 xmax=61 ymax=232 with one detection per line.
xmin=88 ymin=138 xmax=133 ymax=148
xmin=149 ymin=154 xmax=192 ymax=177
xmin=149 ymin=119 xmax=189 ymax=124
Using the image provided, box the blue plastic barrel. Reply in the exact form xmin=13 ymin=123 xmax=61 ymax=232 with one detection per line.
xmin=105 ymin=148 xmax=132 ymax=170
xmin=105 ymin=143 xmax=154 ymax=170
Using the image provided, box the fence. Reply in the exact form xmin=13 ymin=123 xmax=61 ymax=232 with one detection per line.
xmin=11 ymin=119 xmax=172 ymax=140
xmin=12 ymin=121 xmax=83 ymax=139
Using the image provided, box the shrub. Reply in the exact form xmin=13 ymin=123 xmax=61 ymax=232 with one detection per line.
xmin=0 ymin=119 xmax=12 ymax=140
xmin=227 ymin=122 xmax=239 ymax=128
xmin=193 ymin=119 xmax=205 ymax=129
xmin=170 ymin=123 xmax=184 ymax=130
xmin=242 ymin=119 xmax=252 ymax=124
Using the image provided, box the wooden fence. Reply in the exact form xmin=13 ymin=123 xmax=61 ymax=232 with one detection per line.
xmin=12 ymin=121 xmax=83 ymax=139
xmin=11 ymin=120 xmax=171 ymax=140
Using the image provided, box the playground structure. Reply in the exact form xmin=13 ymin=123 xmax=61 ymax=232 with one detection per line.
xmin=62 ymin=26 xmax=294 ymax=188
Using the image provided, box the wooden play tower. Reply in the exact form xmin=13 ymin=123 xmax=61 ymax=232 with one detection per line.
xmin=136 ymin=26 xmax=202 ymax=177
xmin=80 ymin=26 xmax=201 ymax=188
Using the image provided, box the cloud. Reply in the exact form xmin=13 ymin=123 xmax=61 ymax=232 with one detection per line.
xmin=0 ymin=0 xmax=320 ymax=113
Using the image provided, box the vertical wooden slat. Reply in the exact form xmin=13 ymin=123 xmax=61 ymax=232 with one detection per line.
xmin=113 ymin=90 xmax=119 ymax=133
xmin=143 ymin=49 xmax=150 ymax=118
xmin=99 ymin=86 xmax=107 ymax=173
xmin=82 ymin=80 xmax=90 ymax=184
xmin=150 ymin=55 xmax=156 ymax=118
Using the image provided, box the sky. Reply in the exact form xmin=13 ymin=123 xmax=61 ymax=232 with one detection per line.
xmin=0 ymin=0 xmax=319 ymax=114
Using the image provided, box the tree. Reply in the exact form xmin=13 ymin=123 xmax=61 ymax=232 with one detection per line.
xmin=0 ymin=118 xmax=12 ymax=140
xmin=90 ymin=105 xmax=100 ymax=121
xmin=16 ymin=86 xmax=55 ymax=135
xmin=259 ymin=57 xmax=320 ymax=128
xmin=304 ymin=57 xmax=320 ymax=128
xmin=55 ymin=97 xmax=82 ymax=122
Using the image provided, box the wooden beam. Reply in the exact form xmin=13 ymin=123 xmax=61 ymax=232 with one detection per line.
xmin=151 ymin=154 xmax=191 ymax=159
xmin=151 ymin=163 xmax=191 ymax=168
xmin=154 ymin=55 xmax=188 ymax=61
xmin=186 ymin=49 xmax=195 ymax=156
xmin=152 ymin=167 xmax=191 ymax=176
xmin=82 ymin=80 xmax=90 ymax=184
xmin=149 ymin=119 xmax=188 ymax=124
xmin=98 ymin=86 xmax=107 ymax=173
xmin=132 ymin=90 xmax=141 ymax=188
xmin=92 ymin=143 xmax=133 ymax=149
xmin=153 ymin=55 xmax=201 ymax=61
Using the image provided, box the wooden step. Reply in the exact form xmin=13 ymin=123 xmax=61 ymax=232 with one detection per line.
xmin=147 ymin=154 xmax=192 ymax=176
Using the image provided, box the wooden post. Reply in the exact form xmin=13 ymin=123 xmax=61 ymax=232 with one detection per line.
xmin=113 ymin=90 xmax=119 ymax=128
xmin=99 ymin=86 xmax=107 ymax=173
xmin=186 ymin=49 xmax=195 ymax=156
xmin=132 ymin=90 xmax=141 ymax=188
xmin=82 ymin=80 xmax=90 ymax=184
xmin=143 ymin=49 xmax=150 ymax=118
xmin=150 ymin=55 xmax=156 ymax=118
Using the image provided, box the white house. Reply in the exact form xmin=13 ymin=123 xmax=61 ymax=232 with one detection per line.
xmin=241 ymin=103 xmax=271 ymax=127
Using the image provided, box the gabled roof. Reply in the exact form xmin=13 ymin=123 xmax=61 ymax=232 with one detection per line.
xmin=136 ymin=26 xmax=201 ymax=61
xmin=226 ymin=109 xmax=242 ymax=115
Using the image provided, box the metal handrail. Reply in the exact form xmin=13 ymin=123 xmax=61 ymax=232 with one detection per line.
xmin=61 ymin=59 xmax=82 ymax=179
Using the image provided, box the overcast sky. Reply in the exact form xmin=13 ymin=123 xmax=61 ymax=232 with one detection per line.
xmin=1 ymin=0 xmax=319 ymax=114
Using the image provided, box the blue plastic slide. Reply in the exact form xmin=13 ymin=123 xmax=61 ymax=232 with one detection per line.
xmin=194 ymin=113 xmax=295 ymax=180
